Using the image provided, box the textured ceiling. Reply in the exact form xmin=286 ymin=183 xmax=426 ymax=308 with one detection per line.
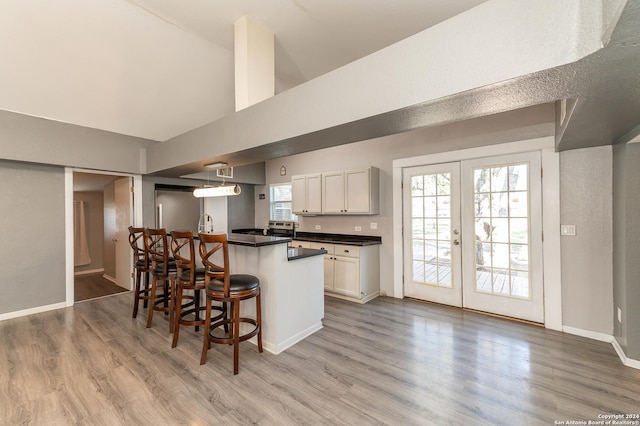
xmin=0 ymin=0 xmax=485 ymax=141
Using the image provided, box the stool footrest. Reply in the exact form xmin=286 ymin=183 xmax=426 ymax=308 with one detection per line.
xmin=206 ymin=318 xmax=259 ymax=345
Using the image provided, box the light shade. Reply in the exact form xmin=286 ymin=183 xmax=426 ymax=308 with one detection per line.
xmin=193 ymin=184 xmax=242 ymax=198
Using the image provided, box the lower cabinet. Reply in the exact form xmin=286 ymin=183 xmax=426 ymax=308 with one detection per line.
xmin=309 ymin=242 xmax=380 ymax=303
xmin=290 ymin=240 xmax=311 ymax=249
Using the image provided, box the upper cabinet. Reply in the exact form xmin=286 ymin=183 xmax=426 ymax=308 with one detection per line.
xmin=292 ymin=173 xmax=322 ymax=215
xmin=322 ymin=167 xmax=379 ymax=215
xmin=293 ymin=167 xmax=379 ymax=216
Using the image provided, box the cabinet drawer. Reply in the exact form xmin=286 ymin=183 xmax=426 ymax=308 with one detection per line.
xmin=333 ymin=245 xmax=360 ymax=258
xmin=309 ymin=242 xmax=334 ymax=254
xmin=289 ymin=240 xmax=311 ymax=248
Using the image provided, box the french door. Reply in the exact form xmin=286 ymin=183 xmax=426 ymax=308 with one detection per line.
xmin=403 ymin=152 xmax=544 ymax=323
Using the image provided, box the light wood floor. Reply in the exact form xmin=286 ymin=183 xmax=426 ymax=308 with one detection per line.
xmin=74 ymin=273 xmax=128 ymax=302
xmin=1 ymin=293 xmax=639 ymax=425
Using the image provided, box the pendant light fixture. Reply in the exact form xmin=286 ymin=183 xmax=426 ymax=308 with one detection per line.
xmin=193 ymin=184 xmax=241 ymax=198
xmin=193 ymin=163 xmax=241 ymax=198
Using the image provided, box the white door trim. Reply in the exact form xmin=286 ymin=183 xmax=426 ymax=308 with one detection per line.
xmin=65 ymin=168 xmax=143 ymax=307
xmin=392 ymin=137 xmax=562 ymax=330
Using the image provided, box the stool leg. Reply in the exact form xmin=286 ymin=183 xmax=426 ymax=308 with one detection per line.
xmin=200 ymin=295 xmax=212 ymax=365
xmin=256 ymin=289 xmax=263 ymax=353
xmin=132 ymin=268 xmax=141 ymax=318
xmin=233 ymin=300 xmax=241 ymax=375
xmin=169 ymin=277 xmax=175 ymax=334
xmin=146 ymin=276 xmax=157 ymax=328
xmin=171 ymin=282 xmax=183 ymax=347
xmin=142 ymin=271 xmax=150 ymax=308
xmin=194 ymin=289 xmax=200 ymax=333
xmin=163 ymin=279 xmax=169 ymax=315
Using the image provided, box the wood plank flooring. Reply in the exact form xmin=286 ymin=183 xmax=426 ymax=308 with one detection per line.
xmin=1 ymin=293 xmax=639 ymax=425
xmin=74 ymin=273 xmax=128 ymax=302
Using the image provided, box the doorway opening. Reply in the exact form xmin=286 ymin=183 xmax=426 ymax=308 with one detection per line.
xmin=66 ymin=169 xmax=141 ymax=305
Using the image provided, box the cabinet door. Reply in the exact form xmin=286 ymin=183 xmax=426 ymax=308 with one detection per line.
xmin=290 ymin=240 xmax=311 ymax=248
xmin=323 ymin=255 xmax=335 ymax=291
xmin=306 ymin=173 xmax=322 ymax=214
xmin=344 ymin=169 xmax=370 ymax=213
xmin=322 ymin=171 xmax=345 ymax=213
xmin=333 ymin=256 xmax=360 ymax=298
xmin=291 ymin=175 xmax=307 ymax=214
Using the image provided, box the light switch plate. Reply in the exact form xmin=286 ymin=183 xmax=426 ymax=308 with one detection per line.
xmin=560 ymin=225 xmax=576 ymax=236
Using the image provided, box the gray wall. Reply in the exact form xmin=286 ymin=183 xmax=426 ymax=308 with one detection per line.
xmin=73 ymin=191 xmax=105 ymax=273
xmin=0 ymin=160 xmax=65 ymax=314
xmin=227 ymin=184 xmax=256 ymax=232
xmin=559 ymin=147 xmax=613 ymax=335
xmin=613 ymin=142 xmax=640 ymax=359
xmin=0 ymin=109 xmax=154 ymax=174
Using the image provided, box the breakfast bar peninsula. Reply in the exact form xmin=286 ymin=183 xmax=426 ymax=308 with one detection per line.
xmin=225 ymin=233 xmax=326 ymax=354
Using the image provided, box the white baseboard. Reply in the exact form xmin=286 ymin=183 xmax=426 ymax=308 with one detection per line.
xmin=611 ymin=339 xmax=640 ymax=370
xmin=562 ymin=325 xmax=613 ymax=343
xmin=103 ymin=274 xmax=116 ymax=284
xmin=0 ymin=302 xmax=67 ymax=322
xmin=74 ymin=268 xmax=105 ymax=276
xmin=251 ymin=321 xmax=324 ymax=355
xmin=563 ymin=325 xmax=640 ymax=370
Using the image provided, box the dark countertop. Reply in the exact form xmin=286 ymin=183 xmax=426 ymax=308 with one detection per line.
xmin=227 ymin=233 xmax=291 ymax=247
xmin=232 ymin=229 xmax=381 ymax=246
xmin=293 ymin=232 xmax=382 ymax=246
xmin=226 ymin=233 xmax=326 ymax=261
xmin=287 ymin=247 xmax=327 ymax=261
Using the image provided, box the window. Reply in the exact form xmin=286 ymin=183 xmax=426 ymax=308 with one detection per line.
xmin=270 ymin=183 xmax=297 ymax=221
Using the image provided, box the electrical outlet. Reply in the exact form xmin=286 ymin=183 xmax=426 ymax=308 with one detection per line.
xmin=618 ymin=307 xmax=622 ymax=323
xmin=560 ymin=225 xmax=576 ymax=236
xmin=370 ymin=222 xmax=378 ymax=230
xmin=355 ymin=226 xmax=362 ymax=232
xmin=315 ymin=225 xmax=321 ymax=230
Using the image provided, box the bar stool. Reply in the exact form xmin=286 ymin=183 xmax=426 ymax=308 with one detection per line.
xmin=198 ymin=233 xmax=262 ymax=374
xmin=170 ymin=230 xmax=226 ymax=348
xmin=128 ymin=226 xmax=150 ymax=318
xmin=144 ymin=228 xmax=177 ymax=331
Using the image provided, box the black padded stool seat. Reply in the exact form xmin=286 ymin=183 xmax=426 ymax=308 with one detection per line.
xmin=208 ymin=274 xmax=259 ymax=293
xmin=199 ymin=232 xmax=263 ymax=374
xmin=178 ymin=267 xmax=205 ymax=283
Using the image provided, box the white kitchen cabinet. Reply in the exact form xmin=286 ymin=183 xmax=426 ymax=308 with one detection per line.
xmin=309 ymin=242 xmax=380 ymax=303
xmin=292 ymin=173 xmax=322 ymax=215
xmin=289 ymin=240 xmax=311 ymax=248
xmin=322 ymin=167 xmax=379 ymax=214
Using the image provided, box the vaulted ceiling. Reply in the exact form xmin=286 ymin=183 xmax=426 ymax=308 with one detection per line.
xmin=0 ymin=0 xmax=485 ymax=142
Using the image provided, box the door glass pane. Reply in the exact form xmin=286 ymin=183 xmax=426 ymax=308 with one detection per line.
xmin=472 ymin=162 xmax=531 ymax=299
xmin=410 ymin=172 xmax=453 ymax=287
